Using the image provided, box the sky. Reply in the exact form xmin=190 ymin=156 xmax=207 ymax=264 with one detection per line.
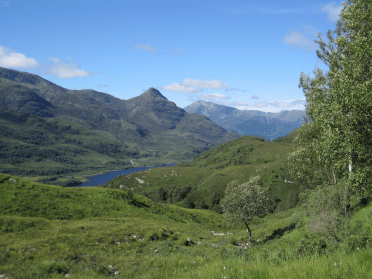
xmin=0 ymin=0 xmax=346 ymax=112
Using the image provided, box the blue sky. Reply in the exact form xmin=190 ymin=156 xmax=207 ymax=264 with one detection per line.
xmin=0 ymin=0 xmax=345 ymax=112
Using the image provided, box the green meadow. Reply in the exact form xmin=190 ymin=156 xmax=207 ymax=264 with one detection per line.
xmin=1 ymin=128 xmax=371 ymax=278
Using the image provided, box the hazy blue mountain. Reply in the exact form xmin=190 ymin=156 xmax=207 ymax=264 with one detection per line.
xmin=184 ymin=100 xmax=307 ymax=141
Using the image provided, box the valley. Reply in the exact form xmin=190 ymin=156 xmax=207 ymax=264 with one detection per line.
xmin=0 ymin=67 xmax=371 ymax=278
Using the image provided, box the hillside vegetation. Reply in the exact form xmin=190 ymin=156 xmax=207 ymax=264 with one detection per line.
xmin=102 ymin=135 xmax=299 ymax=213
xmin=1 ymin=171 xmax=371 ymax=278
xmin=0 ymin=110 xmax=213 ymax=187
xmin=1 ymin=2 xmax=372 ymax=277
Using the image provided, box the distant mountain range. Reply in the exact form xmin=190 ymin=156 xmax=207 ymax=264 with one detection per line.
xmin=184 ymin=100 xmax=307 ymax=141
xmin=0 ymin=67 xmax=244 ymax=182
xmin=0 ymin=67 xmax=241 ymax=147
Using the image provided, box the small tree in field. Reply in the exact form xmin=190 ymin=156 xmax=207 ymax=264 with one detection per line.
xmin=220 ymin=176 xmax=270 ymax=243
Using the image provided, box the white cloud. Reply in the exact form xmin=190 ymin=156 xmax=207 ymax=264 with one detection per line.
xmin=251 ymin=95 xmax=259 ymax=100
xmin=225 ymin=88 xmax=240 ymax=92
xmin=217 ymin=99 xmax=306 ymax=113
xmin=282 ymin=30 xmax=318 ymax=52
xmin=318 ymin=2 xmax=343 ymax=23
xmin=38 ymin=57 xmax=91 ymax=79
xmin=159 ymin=78 xmax=228 ymax=93
xmin=302 ymin=25 xmax=321 ymax=39
xmin=198 ymin=93 xmax=231 ymax=100
xmin=0 ymin=46 xmax=39 ymax=68
xmin=254 ymin=99 xmax=305 ymax=108
xmin=230 ymin=101 xmax=249 ymax=106
xmin=130 ymin=44 xmax=158 ymax=53
xmin=233 ymin=99 xmax=306 ymax=112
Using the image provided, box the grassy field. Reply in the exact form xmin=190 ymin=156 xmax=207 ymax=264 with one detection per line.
xmin=1 ymin=172 xmax=371 ymax=278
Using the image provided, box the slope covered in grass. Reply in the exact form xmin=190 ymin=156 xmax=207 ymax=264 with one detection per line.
xmin=102 ymin=135 xmax=300 ymax=212
xmin=1 ymin=173 xmax=371 ymax=278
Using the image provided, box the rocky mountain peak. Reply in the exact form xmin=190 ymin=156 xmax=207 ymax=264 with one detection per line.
xmin=141 ymin=87 xmax=168 ymax=100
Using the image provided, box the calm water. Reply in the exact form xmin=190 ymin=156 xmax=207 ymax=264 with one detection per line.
xmin=76 ymin=163 xmax=178 ymax=187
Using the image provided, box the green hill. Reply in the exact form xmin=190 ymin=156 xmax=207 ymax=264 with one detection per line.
xmin=0 ymin=109 xmax=216 ymax=187
xmin=1 ymin=172 xmax=371 ymax=278
xmin=102 ymin=134 xmax=300 ymax=213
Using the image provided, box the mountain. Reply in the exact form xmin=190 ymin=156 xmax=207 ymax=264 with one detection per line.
xmin=183 ymin=100 xmax=307 ymax=141
xmin=0 ymin=67 xmax=243 ymax=183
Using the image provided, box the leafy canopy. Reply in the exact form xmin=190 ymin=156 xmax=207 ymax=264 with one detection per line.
xmin=289 ymin=0 xmax=372 ymax=196
xmin=221 ymin=176 xmax=270 ymax=235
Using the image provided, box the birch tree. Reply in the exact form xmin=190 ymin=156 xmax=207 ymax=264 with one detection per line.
xmin=220 ymin=176 xmax=270 ymax=243
xmin=289 ymin=0 xmax=372 ymax=200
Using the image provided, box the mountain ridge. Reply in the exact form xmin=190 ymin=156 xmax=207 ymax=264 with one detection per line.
xmin=184 ymin=100 xmax=306 ymax=140
xmin=0 ymin=67 xmax=243 ymax=180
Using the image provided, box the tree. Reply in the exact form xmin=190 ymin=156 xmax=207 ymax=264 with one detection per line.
xmin=157 ymin=187 xmax=168 ymax=202
xmin=220 ymin=176 xmax=270 ymax=243
xmin=289 ymin=0 xmax=372 ymax=201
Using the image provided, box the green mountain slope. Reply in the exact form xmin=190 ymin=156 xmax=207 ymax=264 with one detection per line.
xmin=102 ymin=134 xmax=300 ymax=212
xmin=0 ymin=67 xmax=241 ymax=148
xmin=0 ymin=109 xmax=149 ymax=186
xmin=0 ymin=66 xmax=251 ymax=185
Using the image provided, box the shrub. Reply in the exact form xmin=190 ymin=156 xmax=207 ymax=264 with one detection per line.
xmin=195 ymin=199 xmax=207 ymax=209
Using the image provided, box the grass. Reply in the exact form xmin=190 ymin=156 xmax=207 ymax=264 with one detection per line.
xmin=1 ymin=173 xmax=372 ymax=278
xmin=102 ymin=136 xmax=299 ymax=212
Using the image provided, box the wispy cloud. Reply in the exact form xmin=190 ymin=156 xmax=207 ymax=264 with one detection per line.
xmin=130 ymin=43 xmax=185 ymax=56
xmin=230 ymin=101 xmax=249 ymax=106
xmin=203 ymin=98 xmax=306 ymax=112
xmin=302 ymin=25 xmax=321 ymax=39
xmin=97 ymin=84 xmax=109 ymax=88
xmin=130 ymin=44 xmax=158 ymax=54
xmin=197 ymin=93 xmax=231 ymax=100
xmin=251 ymin=95 xmax=259 ymax=100
xmin=165 ymin=47 xmax=185 ymax=55
xmin=0 ymin=46 xmax=39 ymax=68
xmin=159 ymin=78 xmax=228 ymax=93
xmin=256 ymin=7 xmax=300 ymax=14
xmin=318 ymin=2 xmax=343 ymax=23
xmin=252 ymin=99 xmax=305 ymax=109
xmin=38 ymin=57 xmax=92 ymax=79
xmin=225 ymin=88 xmax=240 ymax=92
xmin=221 ymin=6 xmax=300 ymax=15
xmin=282 ymin=30 xmax=318 ymax=52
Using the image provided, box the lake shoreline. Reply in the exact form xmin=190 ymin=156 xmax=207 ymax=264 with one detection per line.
xmin=75 ymin=163 xmax=178 ymax=187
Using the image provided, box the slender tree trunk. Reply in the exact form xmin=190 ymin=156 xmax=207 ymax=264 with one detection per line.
xmin=345 ymin=150 xmax=352 ymax=214
xmin=245 ymin=222 xmax=252 ymax=243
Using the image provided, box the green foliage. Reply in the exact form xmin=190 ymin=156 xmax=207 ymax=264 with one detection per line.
xmin=195 ymin=199 xmax=207 ymax=209
xmin=103 ymin=135 xmax=299 ymax=214
xmin=289 ymin=0 xmax=372 ymax=196
xmin=302 ymin=180 xmax=354 ymax=242
xmin=0 ymin=170 xmax=371 ymax=278
xmin=221 ymin=176 xmax=270 ymax=241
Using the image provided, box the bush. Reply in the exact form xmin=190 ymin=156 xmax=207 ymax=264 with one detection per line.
xmin=183 ymin=197 xmax=195 ymax=209
xmin=304 ymin=180 xmax=352 ymax=241
xmin=211 ymin=205 xmax=223 ymax=214
xmin=195 ymin=199 xmax=207 ymax=209
xmin=296 ymin=235 xmax=328 ymax=256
